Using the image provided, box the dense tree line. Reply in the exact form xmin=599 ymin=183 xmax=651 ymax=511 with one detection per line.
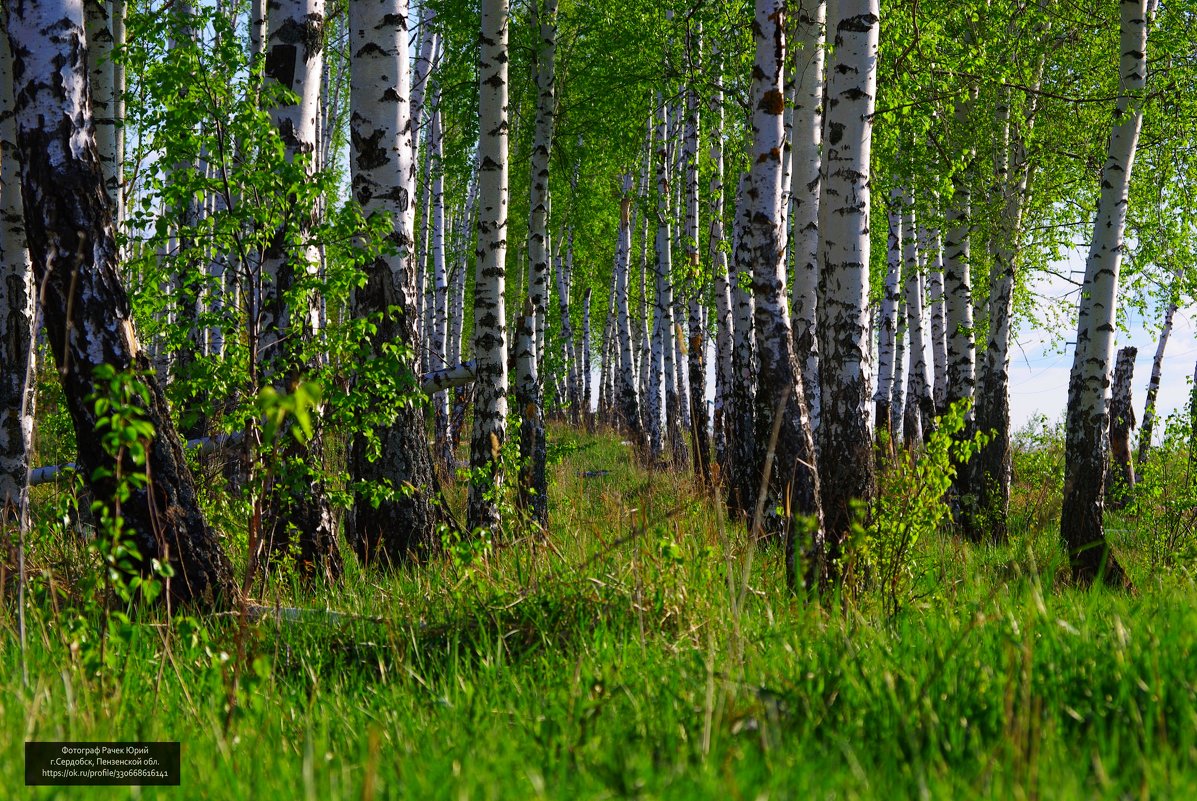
xmin=3 ymin=0 xmax=1197 ymax=609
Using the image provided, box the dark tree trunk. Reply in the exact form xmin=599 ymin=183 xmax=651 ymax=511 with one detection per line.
xmin=1106 ymin=347 xmax=1137 ymax=510
xmin=347 ymin=0 xmax=441 ymax=564
xmin=8 ymin=1 xmax=234 ymax=607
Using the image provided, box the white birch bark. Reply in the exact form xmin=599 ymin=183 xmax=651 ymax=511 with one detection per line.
xmin=890 ymin=290 xmax=907 ymax=438
xmin=347 ymin=0 xmax=440 ymax=564
xmin=648 ymin=97 xmax=671 ymax=463
xmin=790 ymin=0 xmax=826 ymax=436
xmin=582 ymin=287 xmax=593 ymax=416
xmin=260 ymin=0 xmax=324 ymax=368
xmin=817 ymin=0 xmax=879 ymax=566
xmin=942 ymin=97 xmax=976 ymax=417
xmin=1107 ymin=345 xmax=1137 ymax=508
xmin=728 ymin=172 xmax=758 ymax=516
xmin=468 ymin=0 xmax=511 ymax=533
xmin=925 ymin=226 xmax=948 ymax=414
xmin=746 ymin=0 xmax=824 ymax=590
xmin=0 ymin=21 xmax=35 ymax=513
xmin=84 ymin=0 xmax=117 ymax=209
xmin=553 ymin=231 xmax=577 ymax=417
xmin=1136 ymin=265 xmax=1181 ymax=464
xmin=615 ymin=173 xmax=642 ymax=439
xmin=429 ymin=90 xmax=451 ymax=455
xmin=873 ymin=192 xmax=902 ymax=446
xmin=901 ymin=200 xmax=932 ymax=448
xmin=110 ymin=0 xmax=125 ymax=226
xmin=709 ymin=55 xmax=733 ymax=470
xmin=527 ymin=0 xmax=557 ymax=368
xmin=1061 ymin=0 xmax=1155 ymax=587
xmin=8 ymin=0 xmax=233 ymax=604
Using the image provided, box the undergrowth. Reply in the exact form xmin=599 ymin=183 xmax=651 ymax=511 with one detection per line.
xmin=3 ymin=424 xmax=1197 ymax=800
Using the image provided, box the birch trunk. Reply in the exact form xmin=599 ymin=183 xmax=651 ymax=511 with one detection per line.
xmin=110 ymin=0 xmax=125 ymax=225
xmin=1061 ymin=0 xmax=1154 ymax=588
xmin=1136 ymin=271 xmax=1180 ymax=465
xmin=817 ymin=0 xmax=879 ymax=570
xmin=891 ymin=290 xmax=907 ymax=438
xmin=347 ymin=0 xmax=440 ymax=564
xmin=260 ymin=0 xmax=339 ymax=580
xmin=615 ymin=174 xmax=643 ymax=441
xmin=901 ymin=201 xmax=933 ymax=449
xmin=874 ymin=193 xmax=902 ymax=449
xmin=527 ymin=0 xmax=557 ymax=369
xmin=468 ymin=0 xmax=511 ymax=533
xmin=648 ymin=97 xmax=671 ymax=463
xmin=0 ymin=21 xmax=35 ymax=516
xmin=682 ymin=40 xmax=708 ymax=480
xmin=8 ymin=0 xmax=233 ymax=606
xmin=84 ymin=0 xmax=117 ymax=208
xmin=554 ymin=232 xmax=578 ymax=420
xmin=728 ymin=173 xmax=757 ymax=517
xmin=790 ymin=0 xmax=826 ymax=436
xmin=925 ymin=226 xmax=948 ymax=414
xmin=429 ymin=92 xmax=451 ymax=457
xmin=514 ymin=300 xmax=546 ymax=526
xmin=746 ymin=0 xmax=824 ymax=591
xmin=582 ymin=287 xmax=593 ymax=421
xmin=1107 ymin=346 xmax=1137 ymax=509
xmin=709 ymin=60 xmax=733 ymax=472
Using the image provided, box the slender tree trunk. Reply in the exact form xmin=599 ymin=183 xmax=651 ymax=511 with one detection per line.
xmin=817 ymin=0 xmax=879 ymax=575
xmin=554 ymin=231 xmax=578 ymax=420
xmin=110 ymin=0 xmax=125 ymax=226
xmin=1061 ymin=0 xmax=1154 ymax=588
xmin=925 ymin=226 xmax=948 ymax=414
xmin=84 ymin=0 xmax=117 ymax=208
xmin=518 ymin=0 xmax=555 ymax=516
xmin=648 ymin=97 xmax=672 ymax=464
xmin=8 ymin=0 xmax=233 ymax=606
xmin=0 ymin=20 xmax=35 ymax=518
xmin=346 ymin=0 xmax=440 ymax=564
xmin=1136 ymin=268 xmax=1181 ymax=465
xmin=902 ymin=205 xmax=933 ymax=449
xmin=709 ymin=57 xmax=733 ymax=473
xmin=1107 ymin=346 xmax=1137 ymax=510
xmin=429 ymin=90 xmax=451 ymax=459
xmin=728 ymin=173 xmax=758 ymax=518
xmin=514 ymin=300 xmax=546 ymax=527
xmin=747 ymin=0 xmax=824 ymax=592
xmin=260 ymin=0 xmax=339 ymax=580
xmin=582 ymin=287 xmax=593 ymax=422
xmin=891 ymin=290 xmax=907 ymax=439
xmin=790 ymin=0 xmax=826 ymax=437
xmin=468 ymin=0 xmax=511 ymax=533
xmin=614 ymin=174 xmax=643 ymax=442
xmin=874 ymin=192 xmax=902 ymax=450
xmin=528 ymin=0 xmax=557 ymax=369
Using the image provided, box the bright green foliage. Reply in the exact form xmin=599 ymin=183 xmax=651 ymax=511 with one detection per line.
xmin=850 ymin=401 xmax=989 ymax=618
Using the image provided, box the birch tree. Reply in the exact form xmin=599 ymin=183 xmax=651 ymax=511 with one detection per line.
xmin=0 ymin=18 xmax=35 ymax=517
xmin=790 ymin=0 xmax=826 ymax=434
xmin=1060 ymin=0 xmax=1155 ymax=588
xmin=817 ymin=0 xmax=879 ymax=571
xmin=7 ymin=0 xmax=233 ymax=606
xmin=259 ymin=0 xmax=338 ymax=579
xmin=747 ymin=0 xmax=824 ymax=590
xmin=347 ymin=0 xmax=442 ymax=563
xmin=468 ymin=0 xmax=511 ymax=533
xmin=614 ymin=173 xmax=643 ymax=441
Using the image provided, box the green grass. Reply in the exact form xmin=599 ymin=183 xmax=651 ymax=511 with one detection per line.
xmin=4 ymin=425 xmax=1197 ymax=799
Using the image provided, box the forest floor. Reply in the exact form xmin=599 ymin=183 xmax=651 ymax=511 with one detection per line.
xmin=3 ymin=424 xmax=1197 ymax=799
